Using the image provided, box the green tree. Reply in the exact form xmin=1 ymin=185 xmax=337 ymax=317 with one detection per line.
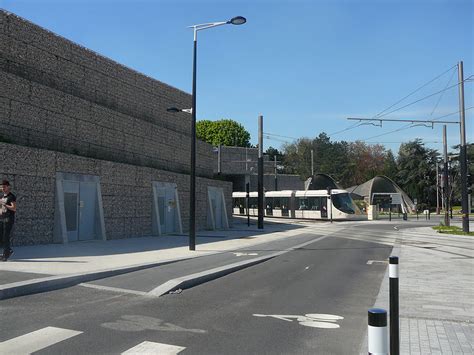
xmin=346 ymin=141 xmax=387 ymax=185
xmin=382 ymin=150 xmax=398 ymax=180
xmin=265 ymin=146 xmax=282 ymax=161
xmin=196 ymin=119 xmax=251 ymax=147
xmin=444 ymin=143 xmax=474 ymax=204
xmin=396 ymin=139 xmax=439 ymax=207
xmin=281 ymin=133 xmax=351 ymax=185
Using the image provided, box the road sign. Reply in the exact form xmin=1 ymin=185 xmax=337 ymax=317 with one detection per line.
xmin=390 ymin=193 xmax=402 ymax=205
xmin=372 ymin=194 xmax=392 ymax=205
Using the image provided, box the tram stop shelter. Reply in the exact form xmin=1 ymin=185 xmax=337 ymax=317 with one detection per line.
xmin=346 ymin=175 xmax=416 ymax=213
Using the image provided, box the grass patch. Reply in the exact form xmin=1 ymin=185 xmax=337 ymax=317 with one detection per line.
xmin=433 ymin=225 xmax=474 ymax=236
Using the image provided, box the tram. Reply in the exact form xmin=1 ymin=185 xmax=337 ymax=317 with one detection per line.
xmin=232 ymin=189 xmax=363 ymax=221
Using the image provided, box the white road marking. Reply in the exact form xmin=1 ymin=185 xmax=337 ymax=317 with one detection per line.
xmin=0 ymin=326 xmax=82 ymax=354
xmin=253 ymin=313 xmax=343 ymax=329
xmin=80 ymin=283 xmax=149 ymax=296
xmin=305 ymin=266 xmax=310 ymax=270
xmin=233 ymin=252 xmax=259 ymax=257
xmin=367 ymin=260 xmax=388 ymax=265
xmin=299 ymin=321 xmax=340 ymax=329
xmin=122 ymin=341 xmax=185 ymax=354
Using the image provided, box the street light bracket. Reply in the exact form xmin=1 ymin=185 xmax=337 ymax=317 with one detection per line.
xmin=167 ymin=107 xmax=192 ymax=114
xmin=189 ymin=16 xmax=246 ymax=32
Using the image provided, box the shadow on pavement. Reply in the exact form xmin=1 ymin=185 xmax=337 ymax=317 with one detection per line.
xmin=7 ymin=217 xmax=308 ymax=260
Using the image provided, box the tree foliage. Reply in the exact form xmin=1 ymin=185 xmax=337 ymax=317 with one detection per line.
xmin=281 ymin=133 xmax=391 ymax=187
xmin=396 ymin=139 xmax=439 ymax=207
xmin=196 ymin=119 xmax=251 ymax=147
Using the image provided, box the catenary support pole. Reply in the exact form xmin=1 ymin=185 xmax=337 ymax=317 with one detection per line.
xmin=368 ymin=308 xmax=388 ymax=355
xmin=257 ymin=115 xmax=264 ymax=229
xmin=443 ymin=125 xmax=450 ymax=227
xmin=458 ymin=61 xmax=469 ymax=233
xmin=274 ymin=155 xmax=278 ymax=191
xmin=246 ymin=182 xmax=250 ymax=227
xmin=436 ymin=163 xmax=440 ymax=214
xmin=389 ymin=256 xmax=400 ymax=355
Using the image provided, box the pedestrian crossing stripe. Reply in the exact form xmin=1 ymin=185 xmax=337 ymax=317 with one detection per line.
xmin=122 ymin=341 xmax=186 ymax=354
xmin=0 ymin=326 xmax=82 ymax=354
xmin=0 ymin=327 xmax=186 ymax=354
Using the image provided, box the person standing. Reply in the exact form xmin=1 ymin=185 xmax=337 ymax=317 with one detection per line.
xmin=0 ymin=179 xmax=16 ymax=261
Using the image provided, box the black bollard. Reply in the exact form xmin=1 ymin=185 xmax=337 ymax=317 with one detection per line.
xmin=389 ymin=256 xmax=400 ymax=355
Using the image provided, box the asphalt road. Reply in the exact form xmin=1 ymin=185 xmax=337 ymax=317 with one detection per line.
xmin=0 ymin=226 xmax=394 ymax=354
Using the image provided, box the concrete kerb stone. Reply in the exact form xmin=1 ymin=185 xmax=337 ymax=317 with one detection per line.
xmin=0 ymin=256 xmax=192 ymax=300
xmin=148 ymin=252 xmax=283 ymax=297
xmin=148 ymin=234 xmax=329 ymax=297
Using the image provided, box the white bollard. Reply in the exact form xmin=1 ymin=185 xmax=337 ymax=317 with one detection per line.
xmin=368 ymin=308 xmax=388 ymax=355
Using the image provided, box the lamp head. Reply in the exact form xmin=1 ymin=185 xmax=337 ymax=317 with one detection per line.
xmin=228 ymin=16 xmax=246 ymax=25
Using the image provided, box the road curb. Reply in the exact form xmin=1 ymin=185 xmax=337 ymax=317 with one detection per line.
xmin=0 ymin=233 xmax=327 ymax=301
xmin=148 ymin=235 xmax=329 ymax=297
xmin=0 ymin=257 xmax=190 ymax=300
xmin=148 ymin=252 xmax=284 ymax=297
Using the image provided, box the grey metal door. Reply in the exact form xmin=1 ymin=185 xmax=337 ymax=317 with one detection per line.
xmin=209 ymin=188 xmax=223 ymax=229
xmin=165 ymin=188 xmax=176 ymax=233
xmin=63 ymin=181 xmax=97 ymax=242
xmin=63 ymin=181 xmax=79 ymax=242
xmin=78 ymin=182 xmax=97 ymax=241
xmin=157 ymin=186 xmax=177 ymax=234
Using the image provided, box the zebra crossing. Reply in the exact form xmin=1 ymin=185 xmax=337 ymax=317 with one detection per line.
xmin=0 ymin=327 xmax=82 ymax=354
xmin=327 ymin=225 xmax=473 ymax=258
xmin=0 ymin=326 xmax=186 ymax=354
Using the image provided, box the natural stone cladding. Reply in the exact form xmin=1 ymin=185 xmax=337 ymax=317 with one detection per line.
xmin=0 ymin=10 xmax=232 ymax=245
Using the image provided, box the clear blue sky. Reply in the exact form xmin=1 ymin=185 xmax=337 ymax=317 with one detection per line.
xmin=2 ymin=0 xmax=472 ymax=155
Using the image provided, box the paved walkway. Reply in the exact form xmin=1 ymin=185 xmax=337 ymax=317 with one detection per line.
xmin=1 ymin=217 xmax=473 ymax=353
xmin=359 ymin=222 xmax=474 ymax=354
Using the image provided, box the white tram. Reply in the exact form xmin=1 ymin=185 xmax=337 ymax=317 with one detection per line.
xmin=232 ymin=189 xmax=363 ymax=221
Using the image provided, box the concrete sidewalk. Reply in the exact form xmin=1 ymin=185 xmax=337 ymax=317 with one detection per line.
xmin=360 ymin=223 xmax=474 ymax=354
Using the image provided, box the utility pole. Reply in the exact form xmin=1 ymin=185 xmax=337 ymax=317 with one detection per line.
xmin=436 ymin=163 xmax=440 ymax=214
xmin=274 ymin=155 xmax=278 ymax=191
xmin=311 ymin=149 xmax=314 ymax=176
xmin=258 ymin=115 xmax=264 ymax=229
xmin=443 ymin=125 xmax=450 ymax=227
xmin=458 ymin=61 xmax=469 ymax=233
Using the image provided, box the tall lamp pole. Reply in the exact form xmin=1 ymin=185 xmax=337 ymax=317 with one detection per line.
xmin=179 ymin=16 xmax=246 ymax=251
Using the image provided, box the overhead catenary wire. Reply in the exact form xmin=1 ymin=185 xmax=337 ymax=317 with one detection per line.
xmin=328 ymin=122 xmax=363 ymax=137
xmin=430 ymin=67 xmax=458 ymax=117
xmin=372 ymin=64 xmax=458 ymax=119
xmin=374 ymin=77 xmax=472 ymax=120
xmin=263 ymin=132 xmax=300 ymax=141
xmin=325 ymin=74 xmax=472 ymax=139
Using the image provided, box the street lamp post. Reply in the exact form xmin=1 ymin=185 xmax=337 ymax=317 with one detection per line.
xmin=169 ymin=16 xmax=246 ymax=251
